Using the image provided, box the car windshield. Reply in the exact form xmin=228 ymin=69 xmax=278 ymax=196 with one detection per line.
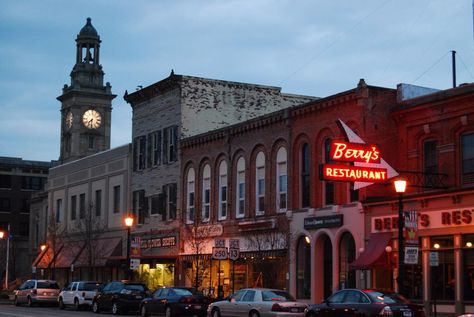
xmin=366 ymin=291 xmax=409 ymax=304
xmin=174 ymin=288 xmax=194 ymax=296
xmin=81 ymin=283 xmax=101 ymax=291
xmin=124 ymin=284 xmax=145 ymax=291
xmin=262 ymin=290 xmax=295 ymax=301
xmin=37 ymin=282 xmax=59 ymax=289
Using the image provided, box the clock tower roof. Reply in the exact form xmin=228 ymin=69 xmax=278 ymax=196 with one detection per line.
xmin=78 ymin=17 xmax=99 ymax=39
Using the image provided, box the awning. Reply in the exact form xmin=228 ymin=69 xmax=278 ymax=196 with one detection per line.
xmin=73 ymin=237 xmax=122 ymax=267
xmin=55 ymin=242 xmax=83 ymax=268
xmin=350 ymin=232 xmax=392 ymax=270
xmin=33 ymin=244 xmax=64 ymax=269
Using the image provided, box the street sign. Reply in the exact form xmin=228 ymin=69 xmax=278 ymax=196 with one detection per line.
xmin=130 ymin=258 xmax=140 ymax=270
xmin=215 ymin=239 xmax=226 ymax=248
xmin=429 ymin=251 xmax=439 ymax=267
xmin=229 ymin=239 xmax=240 ymax=249
xmin=404 ymin=246 xmax=419 ymax=264
xmin=212 ymin=247 xmax=228 ymax=260
xmin=229 ymin=248 xmax=240 ymax=261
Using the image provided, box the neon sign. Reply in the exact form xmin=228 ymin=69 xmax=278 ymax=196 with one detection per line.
xmin=321 ymin=140 xmax=388 ymax=182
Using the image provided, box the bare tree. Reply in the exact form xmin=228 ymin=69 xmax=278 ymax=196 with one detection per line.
xmin=183 ymin=221 xmax=212 ymax=292
xmin=45 ymin=212 xmax=66 ymax=280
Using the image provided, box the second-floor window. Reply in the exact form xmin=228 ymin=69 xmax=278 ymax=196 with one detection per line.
xmin=187 ymin=168 xmax=195 ymax=224
xmin=133 ymin=190 xmax=147 ymax=224
xmin=236 ymin=157 xmax=245 ymax=219
xmin=163 ymin=125 xmax=178 ymax=164
xmin=133 ymin=135 xmax=146 ymax=171
xmin=462 ymin=133 xmax=474 ymax=185
xmin=301 ymin=143 xmax=310 ymax=208
xmin=56 ymin=198 xmax=62 ymax=223
xmin=218 ymin=161 xmax=228 ymax=220
xmin=79 ymin=193 xmax=86 ymax=219
xmin=95 ymin=190 xmax=102 ymax=217
xmin=148 ymin=130 xmax=162 ymax=167
xmin=276 ymin=147 xmax=288 ymax=212
xmin=113 ymin=185 xmax=121 ymax=214
xmin=255 ymin=151 xmax=265 ymax=216
xmin=202 ymin=164 xmax=211 ymax=222
xmin=324 ymin=138 xmax=335 ymax=205
xmin=71 ymin=195 xmax=77 ymax=220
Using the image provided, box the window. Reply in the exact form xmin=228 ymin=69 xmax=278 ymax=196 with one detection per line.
xmin=79 ymin=193 xmax=86 ymax=219
xmin=156 ymin=184 xmax=177 ymax=221
xmin=95 ymin=190 xmax=102 ymax=217
xmin=296 ymin=236 xmax=311 ymax=299
xmin=255 ymin=151 xmax=265 ymax=216
xmin=0 ymin=175 xmax=11 ymax=189
xmin=324 ymin=138 xmax=335 ymax=205
xmin=133 ymin=135 xmax=146 ymax=171
xmin=163 ymin=125 xmax=178 ymax=164
xmin=21 ymin=176 xmax=44 ymax=190
xmin=186 ymin=168 xmax=195 ymax=224
xmin=71 ymin=195 xmax=77 ymax=220
xmin=56 ymin=199 xmax=62 ymax=223
xmin=462 ymin=133 xmax=474 ymax=184
xmin=430 ymin=236 xmax=454 ymax=300
xmin=147 ymin=130 xmax=162 ymax=167
xmin=202 ymin=164 xmax=211 ymax=222
xmin=88 ymin=136 xmax=95 ymax=149
xmin=0 ymin=198 xmax=11 ymax=211
xmin=133 ymin=190 xmax=147 ymax=224
xmin=113 ymin=185 xmax=120 ymax=214
xmin=301 ymin=143 xmax=310 ymax=208
xmin=218 ymin=161 xmax=228 ymax=220
xmin=236 ymin=158 xmax=245 ymax=219
xmin=21 ymin=199 xmax=29 ymax=213
xmin=463 ymin=234 xmax=474 ymax=301
xmin=19 ymin=222 xmax=29 ymax=236
xmin=424 ymin=139 xmax=438 ymax=187
xmin=276 ymin=147 xmax=287 ymax=212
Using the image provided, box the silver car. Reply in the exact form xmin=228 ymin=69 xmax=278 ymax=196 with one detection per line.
xmin=207 ymin=288 xmax=307 ymax=317
xmin=14 ymin=279 xmax=60 ymax=306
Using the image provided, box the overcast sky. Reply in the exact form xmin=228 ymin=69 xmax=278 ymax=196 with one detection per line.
xmin=1 ymin=0 xmax=473 ymax=162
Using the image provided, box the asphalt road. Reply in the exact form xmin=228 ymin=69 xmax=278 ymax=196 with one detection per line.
xmin=0 ymin=304 xmax=138 ymax=317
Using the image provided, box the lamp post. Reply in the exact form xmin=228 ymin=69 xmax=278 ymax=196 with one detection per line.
xmin=394 ymin=178 xmax=407 ymax=296
xmin=124 ymin=215 xmax=134 ymax=280
xmin=0 ymin=224 xmax=10 ymax=290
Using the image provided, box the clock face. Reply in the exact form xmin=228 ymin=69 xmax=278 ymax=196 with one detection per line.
xmin=65 ymin=111 xmax=73 ymax=128
xmin=82 ymin=109 xmax=102 ymax=129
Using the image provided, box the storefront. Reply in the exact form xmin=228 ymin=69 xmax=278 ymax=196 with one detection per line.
xmin=289 ymin=203 xmax=365 ymax=303
xmin=180 ymin=223 xmax=288 ymax=299
xmin=131 ymin=230 xmax=179 ymax=290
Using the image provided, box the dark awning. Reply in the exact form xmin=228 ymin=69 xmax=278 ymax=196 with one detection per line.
xmin=74 ymin=237 xmax=122 ymax=267
xmin=350 ymin=232 xmax=392 ymax=270
xmin=33 ymin=244 xmax=64 ymax=269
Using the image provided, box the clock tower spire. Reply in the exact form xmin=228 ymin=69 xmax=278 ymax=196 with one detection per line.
xmin=57 ymin=17 xmax=116 ymax=164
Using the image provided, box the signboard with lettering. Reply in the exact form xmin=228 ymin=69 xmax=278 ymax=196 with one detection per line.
xmin=130 ymin=258 xmax=140 ymax=270
xmin=212 ymin=247 xmax=228 ymax=260
xmin=404 ymin=211 xmax=418 ymax=245
xmin=215 ymin=239 xmax=226 ymax=248
xmin=140 ymin=236 xmax=176 ymax=249
xmin=429 ymin=251 xmax=439 ymax=267
xmin=304 ymin=215 xmax=343 ymax=230
xmin=404 ymin=246 xmax=419 ymax=264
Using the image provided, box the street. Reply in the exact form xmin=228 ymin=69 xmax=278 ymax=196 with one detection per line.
xmin=0 ymin=304 xmax=138 ymax=317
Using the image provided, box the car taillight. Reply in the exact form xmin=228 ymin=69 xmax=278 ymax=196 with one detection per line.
xmin=271 ymin=303 xmax=283 ymax=312
xmin=179 ymin=296 xmax=192 ymax=303
xmin=32 ymin=289 xmax=37 ymax=295
xmin=379 ymin=306 xmax=393 ymax=316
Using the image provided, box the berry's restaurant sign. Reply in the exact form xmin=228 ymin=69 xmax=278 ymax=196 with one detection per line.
xmin=321 ymin=120 xmax=398 ymax=189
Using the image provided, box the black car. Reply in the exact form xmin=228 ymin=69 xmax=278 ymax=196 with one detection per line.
xmin=305 ymin=289 xmax=426 ymax=317
xmin=92 ymin=280 xmax=148 ymax=315
xmin=139 ymin=287 xmax=210 ymax=317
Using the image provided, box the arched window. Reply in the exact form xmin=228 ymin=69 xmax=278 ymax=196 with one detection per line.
xmin=339 ymin=232 xmax=356 ymax=289
xmin=202 ymin=164 xmax=211 ymax=222
xmin=276 ymin=147 xmax=288 ymax=212
xmin=218 ymin=161 xmax=228 ymax=220
xmin=186 ymin=168 xmax=195 ymax=224
xmin=236 ymin=157 xmax=246 ymax=219
xmin=324 ymin=138 xmax=335 ymax=205
xmin=296 ymin=236 xmax=311 ymax=299
xmin=255 ymin=151 xmax=265 ymax=216
xmin=301 ymin=143 xmax=310 ymax=208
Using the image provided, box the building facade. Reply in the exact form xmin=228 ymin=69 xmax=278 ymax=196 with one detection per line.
xmin=124 ymin=74 xmax=316 ymax=290
xmin=0 ymin=157 xmax=55 ymax=286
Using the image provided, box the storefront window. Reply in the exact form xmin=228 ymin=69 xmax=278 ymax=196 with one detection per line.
xmin=463 ymin=234 xmax=474 ymax=301
xmin=137 ymin=263 xmax=175 ymax=290
xmin=296 ymin=236 xmax=311 ymax=299
xmin=430 ymin=236 xmax=454 ymax=301
xmin=339 ymin=232 xmax=355 ymax=289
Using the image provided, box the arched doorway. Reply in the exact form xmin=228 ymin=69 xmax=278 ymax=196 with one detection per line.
xmin=339 ymin=232 xmax=356 ymax=289
xmin=323 ymin=235 xmax=333 ymax=298
xmin=296 ymin=235 xmax=311 ymax=299
xmin=315 ymin=234 xmax=333 ymax=300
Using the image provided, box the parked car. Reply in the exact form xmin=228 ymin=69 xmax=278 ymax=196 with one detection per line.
xmin=207 ymin=288 xmax=307 ymax=317
xmin=140 ymin=287 xmax=211 ymax=317
xmin=92 ymin=280 xmax=148 ymax=315
xmin=14 ymin=279 xmax=61 ymax=307
xmin=304 ymin=289 xmax=426 ymax=317
xmin=58 ymin=281 xmax=102 ymax=310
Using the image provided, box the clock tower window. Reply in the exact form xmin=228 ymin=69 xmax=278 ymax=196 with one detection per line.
xmin=88 ymin=136 xmax=95 ymax=149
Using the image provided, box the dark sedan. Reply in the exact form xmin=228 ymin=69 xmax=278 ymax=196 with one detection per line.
xmin=92 ymin=280 xmax=148 ymax=315
xmin=140 ymin=287 xmax=210 ymax=317
xmin=305 ymin=289 xmax=426 ymax=317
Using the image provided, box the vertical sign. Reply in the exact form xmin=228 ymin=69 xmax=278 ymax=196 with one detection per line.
xmin=404 ymin=211 xmax=418 ymax=245
xmin=229 ymin=239 xmax=240 ymax=261
xmin=213 ymin=239 xmax=228 ymax=260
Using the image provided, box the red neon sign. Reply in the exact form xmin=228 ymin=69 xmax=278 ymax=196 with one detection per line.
xmin=322 ymin=164 xmax=388 ymax=182
xmin=330 ymin=141 xmax=381 ymax=164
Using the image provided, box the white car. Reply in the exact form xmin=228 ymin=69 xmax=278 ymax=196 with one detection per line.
xmin=58 ymin=281 xmax=102 ymax=310
xmin=207 ymin=288 xmax=307 ymax=317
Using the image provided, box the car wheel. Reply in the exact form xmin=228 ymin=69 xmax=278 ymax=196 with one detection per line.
xmin=27 ymin=296 xmax=33 ymax=307
xmin=14 ymin=296 xmax=19 ymax=306
xmin=249 ymin=310 xmax=260 ymax=317
xmin=141 ymin=305 xmax=149 ymax=317
xmin=92 ymin=301 xmax=100 ymax=314
xmin=165 ymin=306 xmax=173 ymax=317
xmin=74 ymin=298 xmax=80 ymax=310
xmin=306 ymin=312 xmax=317 ymax=317
xmin=211 ymin=307 xmax=221 ymax=317
xmin=112 ymin=302 xmax=120 ymax=315
xmin=59 ymin=298 xmax=65 ymax=310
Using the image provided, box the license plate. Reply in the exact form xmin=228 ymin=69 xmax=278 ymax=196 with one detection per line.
xmin=194 ymin=305 xmax=201 ymax=309
xmin=135 ymin=295 xmax=142 ymax=299
xmin=403 ymin=311 xmax=412 ymax=317
xmin=291 ymin=308 xmax=299 ymax=312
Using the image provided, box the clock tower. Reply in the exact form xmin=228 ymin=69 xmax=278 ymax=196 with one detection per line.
xmin=57 ymin=17 xmax=116 ymax=164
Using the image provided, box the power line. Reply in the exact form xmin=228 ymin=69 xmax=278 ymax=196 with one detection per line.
xmin=411 ymin=51 xmax=450 ymax=84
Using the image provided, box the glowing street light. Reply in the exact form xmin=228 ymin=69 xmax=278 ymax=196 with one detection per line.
xmin=394 ymin=178 xmax=407 ymax=296
xmin=124 ymin=215 xmax=134 ymax=280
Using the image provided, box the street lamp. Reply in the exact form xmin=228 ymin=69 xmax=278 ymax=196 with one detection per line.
xmin=0 ymin=224 xmax=10 ymax=290
xmin=124 ymin=215 xmax=134 ymax=280
xmin=394 ymin=178 xmax=407 ymax=296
